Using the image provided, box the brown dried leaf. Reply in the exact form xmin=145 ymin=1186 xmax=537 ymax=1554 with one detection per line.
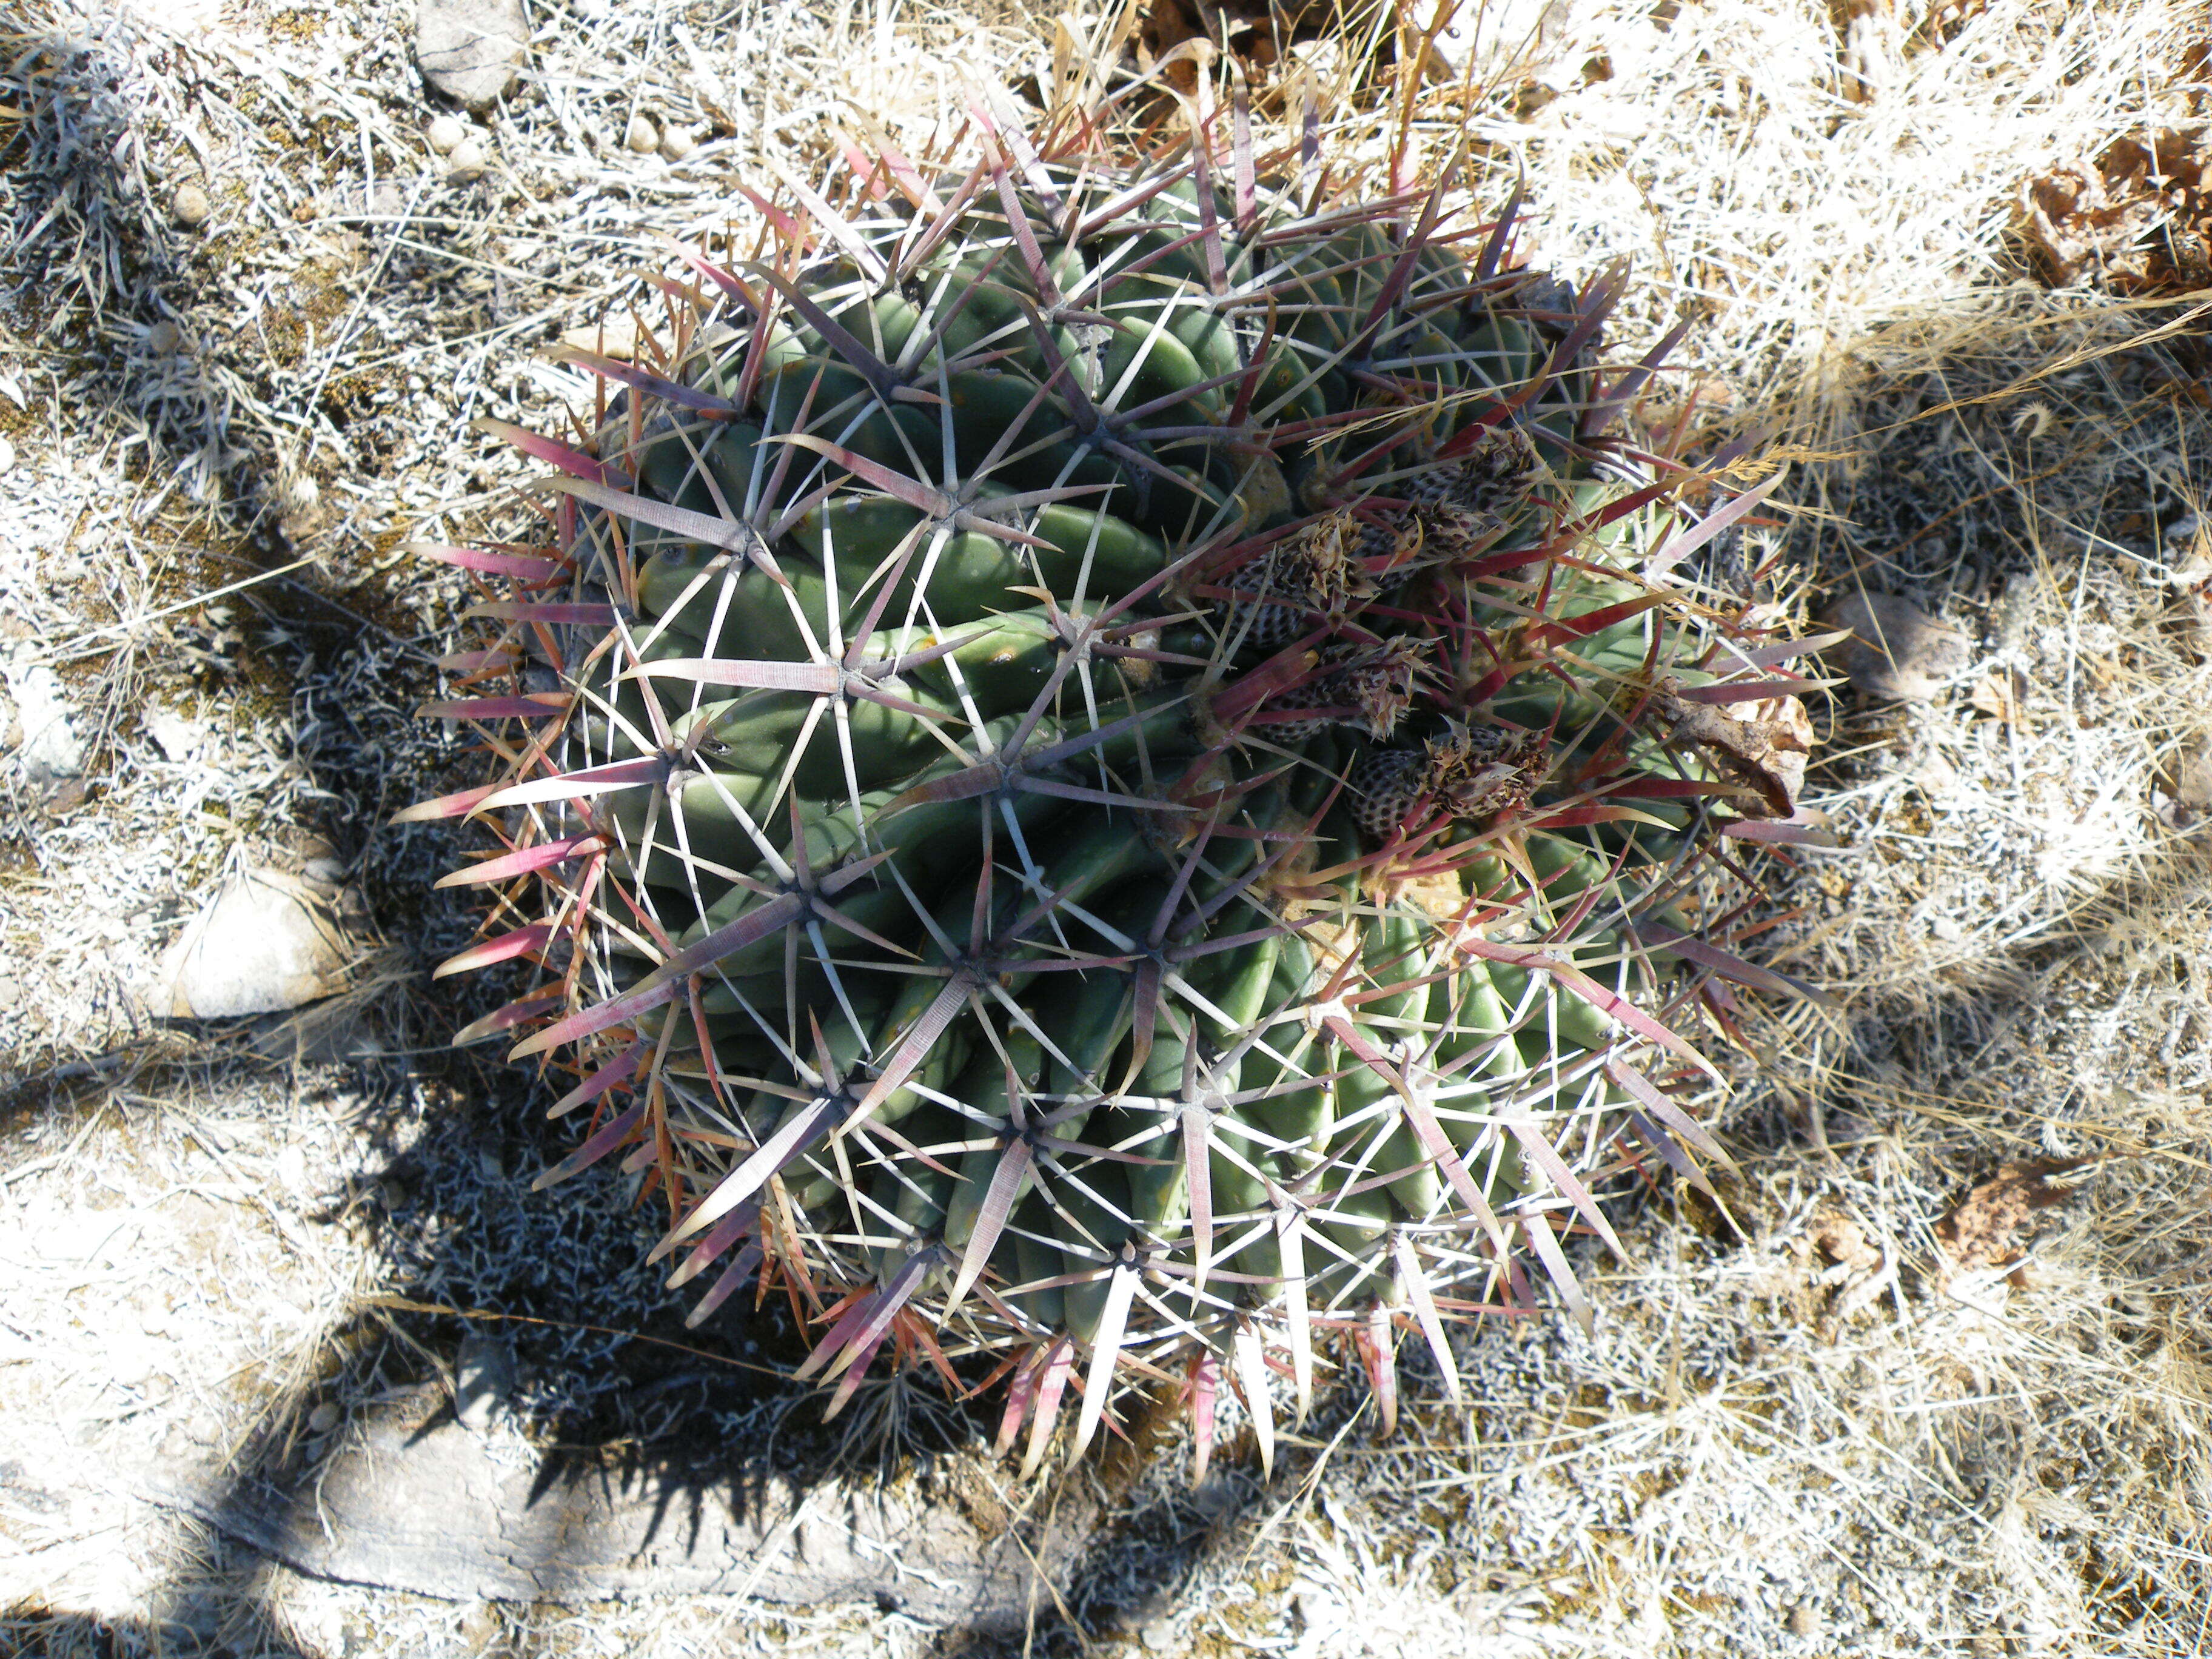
xmin=1654 ymin=688 xmax=1813 ymax=820
xmin=1967 ymin=668 xmax=2026 ymax=726
xmin=1809 ymin=1212 xmax=1882 ymax=1275
xmin=2168 ymin=739 xmax=2212 ymax=829
xmin=1138 ymin=0 xmax=1406 ymax=89
xmin=1933 ymin=1159 xmax=2094 ymax=1271
xmin=1801 ymin=1212 xmax=1889 ymax=1329
xmin=558 ymin=315 xmax=643 ymax=360
xmin=1830 ymin=0 xmax=1897 ymax=104
xmin=2016 ymin=127 xmax=2212 ymax=292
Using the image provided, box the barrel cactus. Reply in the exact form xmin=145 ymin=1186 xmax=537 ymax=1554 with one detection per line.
xmin=407 ymin=116 xmax=1815 ymax=1476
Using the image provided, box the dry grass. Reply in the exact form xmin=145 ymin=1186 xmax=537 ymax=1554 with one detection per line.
xmin=3 ymin=0 xmax=2210 ymax=1654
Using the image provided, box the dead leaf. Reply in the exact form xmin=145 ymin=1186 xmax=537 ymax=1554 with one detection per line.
xmin=2016 ymin=127 xmax=2212 ymax=293
xmin=1830 ymin=0 xmax=1897 ymax=104
xmin=1138 ymin=0 xmax=1410 ymax=90
xmin=1803 ymin=1212 xmax=1890 ymax=1327
xmin=1653 ymin=687 xmax=1812 ymax=820
xmin=1967 ymin=668 xmax=2026 ymax=725
xmin=1808 ymin=1212 xmax=1883 ymax=1276
xmin=558 ymin=315 xmax=643 ymax=360
xmin=1933 ymin=1159 xmax=2093 ymax=1272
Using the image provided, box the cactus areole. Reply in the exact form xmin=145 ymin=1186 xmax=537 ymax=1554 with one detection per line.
xmin=409 ymin=124 xmax=1817 ymax=1475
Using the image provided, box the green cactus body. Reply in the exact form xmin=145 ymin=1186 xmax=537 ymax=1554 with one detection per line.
xmin=418 ymin=128 xmax=1807 ymax=1466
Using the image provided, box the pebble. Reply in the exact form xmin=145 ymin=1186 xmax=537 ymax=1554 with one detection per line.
xmin=625 ymin=112 xmax=660 ymax=154
xmin=172 ymin=182 xmax=210 ymax=229
xmin=414 ymin=0 xmax=528 ymax=113
xmin=446 ymin=138 xmax=487 ymax=182
xmin=457 ymin=1602 xmax=501 ymax=1651
xmin=657 ymin=122 xmax=695 ymax=163
xmin=275 ymin=1143 xmax=309 ymax=1193
xmin=308 ymin=1400 xmax=343 ymax=1435
xmin=425 ymin=112 xmax=468 ymax=155
xmin=144 ymin=705 xmax=202 ymax=762
xmin=455 ymin=1329 xmax=515 ymax=1432
xmin=3 ymin=654 xmax=84 ymax=786
xmin=146 ymin=319 xmax=183 ymax=356
xmin=136 ymin=868 xmax=353 ymax=1018
xmin=1818 ymin=591 xmax=1971 ymax=701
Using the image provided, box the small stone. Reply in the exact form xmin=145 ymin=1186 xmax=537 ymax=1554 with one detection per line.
xmin=657 ymin=122 xmax=695 ymax=163
xmin=446 ymin=138 xmax=487 ymax=181
xmin=1818 ymin=591 xmax=1971 ymax=701
xmin=1788 ymin=1600 xmax=1820 ymax=1637
xmin=172 ymin=182 xmax=210 ymax=228
xmin=455 ymin=1328 xmax=515 ymax=1432
xmin=457 ymin=1601 xmax=500 ymax=1651
xmin=146 ymin=319 xmax=183 ymax=356
xmin=415 ymin=0 xmax=528 ymax=114
xmin=2 ymin=652 xmax=85 ymax=786
xmin=42 ymin=776 xmax=90 ymax=817
xmin=309 ymin=1400 xmax=343 ymax=1435
xmin=275 ymin=1143 xmax=309 ymax=1193
xmin=426 ymin=112 xmax=468 ymax=155
xmin=301 ymin=856 xmax=346 ymax=888
xmin=138 ymin=869 xmax=356 ymax=1019
xmin=144 ymin=704 xmax=201 ymax=760
xmin=625 ymin=112 xmax=660 ymax=154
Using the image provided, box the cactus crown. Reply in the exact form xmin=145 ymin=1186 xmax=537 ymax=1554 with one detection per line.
xmin=410 ymin=109 xmax=1814 ymax=1477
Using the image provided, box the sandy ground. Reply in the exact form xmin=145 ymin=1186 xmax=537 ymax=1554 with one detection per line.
xmin=3 ymin=0 xmax=2210 ymax=1654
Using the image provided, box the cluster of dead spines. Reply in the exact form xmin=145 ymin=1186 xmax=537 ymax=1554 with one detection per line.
xmin=414 ymin=141 xmax=1792 ymax=1470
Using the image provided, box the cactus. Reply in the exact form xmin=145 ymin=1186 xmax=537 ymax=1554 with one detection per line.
xmin=406 ymin=115 xmax=1818 ymax=1476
